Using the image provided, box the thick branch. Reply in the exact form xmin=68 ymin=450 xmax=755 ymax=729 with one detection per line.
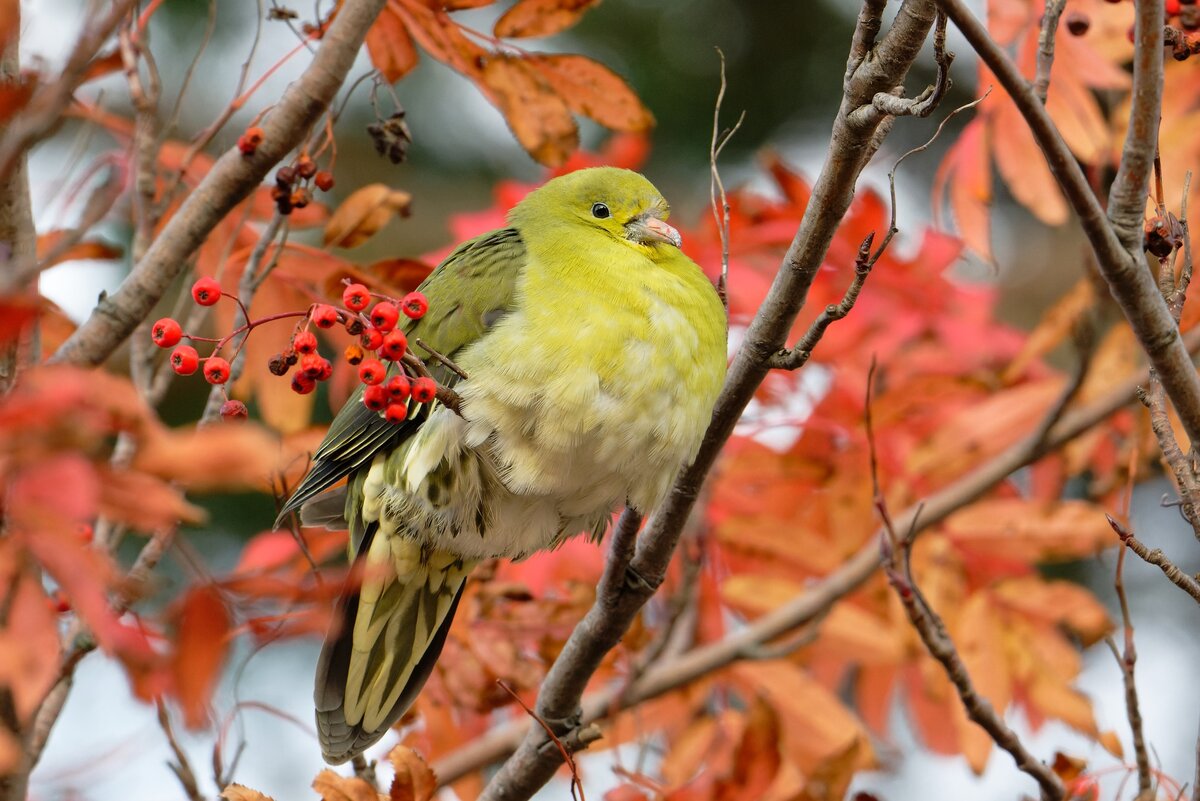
xmin=436 ymin=329 xmax=1200 ymax=786
xmin=936 ymin=0 xmax=1200 ymax=457
xmin=48 ymin=0 xmax=388 ymax=367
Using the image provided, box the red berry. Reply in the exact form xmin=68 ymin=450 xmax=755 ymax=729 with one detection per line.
xmin=311 ymin=304 xmax=340 ymax=329
xmin=300 ymin=353 xmax=326 ymax=379
xmin=343 ymin=283 xmax=371 ymax=312
xmin=170 ymin=345 xmax=200 ymax=375
xmin=370 ymin=302 xmax=400 ymax=333
xmin=291 ymin=373 xmax=316 ymax=395
xmin=384 ymin=402 xmax=408 ymax=424
xmin=379 ymin=330 xmax=407 ymax=361
xmin=362 ymin=384 xmax=388 ymax=411
xmin=358 ymin=358 xmax=386 ymax=385
xmin=237 ymin=126 xmax=264 ymax=156
xmin=361 ymin=327 xmax=384 ymax=350
xmin=1167 ymin=0 xmax=1181 ymax=14
xmin=344 ymin=343 xmax=365 ymax=365
xmin=220 ymin=399 xmax=249 ymax=421
xmin=314 ymin=171 xmax=335 ymax=192
xmin=151 ymin=317 xmax=183 ymax=348
xmin=52 ymin=591 xmax=71 ymax=614
xmin=293 ymin=330 xmax=319 ymax=355
xmin=77 ymin=523 xmax=94 ymax=544
xmin=401 ymin=291 xmax=429 ymax=320
xmin=385 ymin=374 xmax=411 ymax=401
xmin=411 ymin=376 xmax=437 ymax=404
xmin=296 ymin=158 xmax=317 ymax=179
xmin=191 ymin=277 xmax=222 ymax=306
xmin=1065 ymin=10 xmax=1090 ymax=35
xmin=316 ymin=359 xmax=333 ymax=382
xmin=204 ymin=356 xmax=231 ymax=385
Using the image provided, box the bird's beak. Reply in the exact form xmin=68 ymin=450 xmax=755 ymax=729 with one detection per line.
xmin=627 ymin=213 xmax=683 ymax=248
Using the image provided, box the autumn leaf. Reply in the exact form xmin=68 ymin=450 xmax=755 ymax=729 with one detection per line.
xmin=527 ymin=54 xmax=654 ymax=133
xmin=313 ymin=768 xmax=385 ymax=801
xmin=35 ymin=230 xmax=123 ymax=268
xmin=942 ymin=499 xmax=1114 ymax=563
xmin=324 ymin=184 xmax=413 ymax=248
xmin=221 ymin=785 xmax=277 ymax=801
xmin=387 ymin=745 xmax=437 ymax=801
xmin=713 ymin=696 xmax=781 ymax=801
xmin=366 ymin=6 xmax=419 ymax=83
xmin=133 ymin=422 xmax=284 ymax=493
xmin=0 ymin=568 xmax=62 ymax=723
xmin=170 ymin=585 xmax=231 ymax=729
xmin=494 ymin=0 xmax=602 ymax=39
xmin=481 ymin=55 xmax=578 ymax=167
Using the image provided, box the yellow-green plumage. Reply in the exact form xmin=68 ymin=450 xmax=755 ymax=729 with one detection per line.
xmin=280 ymin=167 xmax=726 ymax=764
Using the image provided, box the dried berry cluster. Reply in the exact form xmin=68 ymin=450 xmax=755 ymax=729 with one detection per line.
xmin=151 ymin=276 xmax=433 ymax=424
xmin=236 ymin=126 xmax=336 ymax=214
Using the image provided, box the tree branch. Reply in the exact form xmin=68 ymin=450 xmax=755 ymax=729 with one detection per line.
xmin=435 ymin=326 xmax=1200 ymax=786
xmin=48 ymin=0 xmax=388 ymax=367
xmin=936 ymin=0 xmax=1200 ymax=457
xmin=1033 ymin=0 xmax=1067 ymax=104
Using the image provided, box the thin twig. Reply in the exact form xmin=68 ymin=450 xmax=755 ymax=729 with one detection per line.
xmin=868 ymin=11 xmax=953 ymax=119
xmin=1107 ymin=515 xmax=1200 ymax=604
xmin=1034 ymin=0 xmax=1067 ymax=104
xmin=157 ymin=700 xmax=207 ymax=801
xmin=1107 ymin=527 xmax=1152 ymax=796
xmin=414 ymin=337 xmax=469 ymax=380
xmin=498 ymin=681 xmax=588 ymax=801
xmin=709 ymin=47 xmax=743 ymax=317
xmin=870 ymin=366 xmax=1064 ymax=801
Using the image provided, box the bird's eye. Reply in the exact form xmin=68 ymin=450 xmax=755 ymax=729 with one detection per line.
xmin=591 ymin=203 xmax=611 ymax=219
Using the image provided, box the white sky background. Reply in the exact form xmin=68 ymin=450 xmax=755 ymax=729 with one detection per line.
xmin=16 ymin=0 xmax=1200 ymax=799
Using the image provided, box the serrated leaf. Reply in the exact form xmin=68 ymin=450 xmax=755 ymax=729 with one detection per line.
xmin=494 ymin=0 xmax=601 ymax=39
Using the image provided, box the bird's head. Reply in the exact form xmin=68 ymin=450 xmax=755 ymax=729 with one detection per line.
xmin=509 ymin=167 xmax=683 ymax=254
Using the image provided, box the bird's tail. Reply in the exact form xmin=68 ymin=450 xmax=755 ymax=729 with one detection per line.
xmin=315 ymin=524 xmax=473 ymax=764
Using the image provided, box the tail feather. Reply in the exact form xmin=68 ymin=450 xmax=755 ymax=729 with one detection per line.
xmin=314 ymin=525 xmax=471 ymax=764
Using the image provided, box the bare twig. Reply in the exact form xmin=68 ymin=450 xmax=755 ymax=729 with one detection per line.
xmin=709 ymin=48 xmax=744 ymax=316
xmin=0 ymin=0 xmax=139 ymax=186
xmin=1107 ymin=528 xmax=1152 ymax=797
xmin=414 ymin=337 xmax=469 ymax=380
xmin=868 ymin=11 xmax=953 ymax=119
xmin=936 ymin=0 xmax=1200 ymax=455
xmin=157 ymin=700 xmax=207 ymax=801
xmin=1107 ymin=515 xmax=1200 ymax=604
xmin=1033 ymin=0 xmax=1067 ymax=104
xmin=50 ymin=0 xmax=389 ymax=367
xmin=871 ymin=368 xmax=1064 ymax=801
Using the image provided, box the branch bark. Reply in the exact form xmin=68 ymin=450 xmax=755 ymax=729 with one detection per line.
xmin=48 ymin=0 xmax=388 ymax=367
xmin=935 ymin=0 xmax=1200 ymax=467
xmin=435 ymin=328 xmax=1200 ymax=786
xmin=474 ymin=4 xmax=951 ymax=798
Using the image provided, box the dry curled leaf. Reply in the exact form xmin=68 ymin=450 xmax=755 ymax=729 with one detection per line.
xmin=221 ymin=785 xmax=277 ymax=801
xmin=388 ymin=744 xmax=437 ymax=801
xmin=313 ymin=768 xmax=385 ymax=801
xmin=324 ymin=184 xmax=413 ymax=249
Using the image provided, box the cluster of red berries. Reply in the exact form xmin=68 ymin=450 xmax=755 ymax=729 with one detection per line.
xmin=270 ymin=156 xmax=334 ymax=216
xmin=1074 ymin=0 xmax=1200 ymax=50
xmin=151 ymin=275 xmax=435 ymax=425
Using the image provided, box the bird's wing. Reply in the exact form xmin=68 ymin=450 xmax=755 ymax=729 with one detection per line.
xmin=275 ymin=227 xmax=526 ymax=535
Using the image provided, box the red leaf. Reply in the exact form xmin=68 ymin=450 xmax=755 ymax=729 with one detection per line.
xmin=170 ymin=585 xmax=231 ymax=729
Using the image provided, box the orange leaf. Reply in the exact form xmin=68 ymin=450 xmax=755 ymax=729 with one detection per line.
xmin=35 ymin=230 xmax=124 ymax=268
xmin=953 ymin=592 xmax=1011 ymax=773
xmin=387 ymin=745 xmax=437 ymax=801
xmin=942 ymin=500 xmax=1114 ymax=564
xmin=714 ymin=696 xmax=781 ymax=801
xmin=527 ymin=54 xmax=654 ymax=132
xmin=0 ymin=568 xmax=62 ymax=723
xmin=993 ymin=577 xmax=1112 ymax=645
xmin=98 ymin=465 xmax=205 ymax=530
xmin=171 ymin=585 xmax=231 ymax=729
xmin=324 ymin=184 xmax=413 ymax=249
xmin=221 ymin=785 xmax=277 ymax=801
xmin=494 ymin=0 xmax=601 ymax=39
xmin=481 ymin=55 xmax=578 ymax=166
xmin=393 ymin=0 xmax=486 ymax=79
xmin=992 ymin=96 xmax=1068 ymax=225
xmin=1002 ymin=277 xmax=1095 ymax=383
xmin=0 ymin=71 xmax=35 ymax=127
xmin=366 ymin=6 xmax=419 ymax=83
xmin=133 ymin=422 xmax=284 ymax=493
xmin=313 ymin=768 xmax=384 ymax=801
